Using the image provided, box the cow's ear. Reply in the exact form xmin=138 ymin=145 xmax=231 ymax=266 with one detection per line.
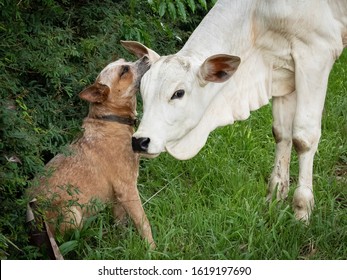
xmin=121 ymin=40 xmax=160 ymax=63
xmin=199 ymin=54 xmax=241 ymax=83
xmin=79 ymin=83 xmax=110 ymax=103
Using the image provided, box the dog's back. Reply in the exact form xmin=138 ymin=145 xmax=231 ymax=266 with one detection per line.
xmin=37 ymin=118 xmax=138 ymax=225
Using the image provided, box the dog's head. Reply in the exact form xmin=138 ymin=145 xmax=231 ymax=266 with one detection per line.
xmin=79 ymin=42 xmax=160 ymax=117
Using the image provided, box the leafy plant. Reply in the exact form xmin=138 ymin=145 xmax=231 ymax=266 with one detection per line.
xmin=0 ymin=0 xmax=197 ymax=259
xmin=147 ymin=0 xmax=216 ymax=22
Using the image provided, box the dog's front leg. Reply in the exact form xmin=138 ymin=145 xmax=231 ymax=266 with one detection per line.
xmin=114 ymin=184 xmax=155 ymax=249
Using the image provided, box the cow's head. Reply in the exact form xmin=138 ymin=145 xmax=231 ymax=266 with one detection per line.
xmin=122 ymin=41 xmax=241 ymax=160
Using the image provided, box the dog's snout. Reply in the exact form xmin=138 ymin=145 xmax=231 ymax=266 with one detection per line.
xmin=132 ymin=137 xmax=150 ymax=153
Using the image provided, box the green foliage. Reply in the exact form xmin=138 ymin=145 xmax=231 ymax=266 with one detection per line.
xmin=0 ymin=0 xmax=198 ymax=259
xmin=147 ymin=0 xmax=216 ymax=22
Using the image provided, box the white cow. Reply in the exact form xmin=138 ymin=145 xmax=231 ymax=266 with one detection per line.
xmin=122 ymin=0 xmax=347 ymax=222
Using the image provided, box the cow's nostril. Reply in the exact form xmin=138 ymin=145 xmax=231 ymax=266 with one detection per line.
xmin=140 ymin=137 xmax=150 ymax=151
xmin=132 ymin=137 xmax=150 ymax=152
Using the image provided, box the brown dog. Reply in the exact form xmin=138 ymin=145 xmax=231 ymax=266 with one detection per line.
xmin=27 ymin=47 xmax=158 ymax=252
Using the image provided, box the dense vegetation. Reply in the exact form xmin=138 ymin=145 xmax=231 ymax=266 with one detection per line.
xmin=0 ymin=0 xmax=214 ymax=259
xmin=1 ymin=0 xmax=346 ymax=260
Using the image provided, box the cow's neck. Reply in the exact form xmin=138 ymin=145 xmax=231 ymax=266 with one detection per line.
xmin=178 ymin=0 xmax=271 ymax=122
xmin=179 ymin=0 xmax=255 ymax=59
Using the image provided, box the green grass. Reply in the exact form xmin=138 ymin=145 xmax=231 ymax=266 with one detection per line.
xmin=28 ymin=50 xmax=347 ymax=260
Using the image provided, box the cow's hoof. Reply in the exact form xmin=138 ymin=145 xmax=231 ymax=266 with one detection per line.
xmin=293 ymin=186 xmax=314 ymax=224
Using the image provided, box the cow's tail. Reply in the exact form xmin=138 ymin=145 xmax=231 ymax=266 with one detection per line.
xmin=26 ymin=198 xmax=64 ymax=260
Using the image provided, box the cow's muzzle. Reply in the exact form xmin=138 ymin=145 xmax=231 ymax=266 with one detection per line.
xmin=132 ymin=137 xmax=150 ymax=153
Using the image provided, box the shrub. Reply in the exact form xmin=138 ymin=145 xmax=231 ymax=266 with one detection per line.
xmin=0 ymin=0 xmax=211 ymax=259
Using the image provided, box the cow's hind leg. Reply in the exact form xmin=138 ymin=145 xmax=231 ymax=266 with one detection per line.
xmin=268 ymin=91 xmax=296 ymax=201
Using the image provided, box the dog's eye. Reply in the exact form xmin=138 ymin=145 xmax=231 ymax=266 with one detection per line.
xmin=171 ymin=89 xmax=185 ymax=100
xmin=120 ymin=65 xmax=129 ymax=77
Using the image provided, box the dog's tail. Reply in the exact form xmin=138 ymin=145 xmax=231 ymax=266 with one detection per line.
xmin=26 ymin=198 xmax=64 ymax=260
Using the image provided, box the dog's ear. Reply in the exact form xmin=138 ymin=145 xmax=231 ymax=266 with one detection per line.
xmin=121 ymin=40 xmax=160 ymax=63
xmin=79 ymin=83 xmax=110 ymax=103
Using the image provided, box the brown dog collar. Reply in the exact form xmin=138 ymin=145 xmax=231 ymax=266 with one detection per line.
xmin=94 ymin=115 xmax=137 ymax=126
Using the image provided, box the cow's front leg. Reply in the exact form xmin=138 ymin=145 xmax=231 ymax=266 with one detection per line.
xmin=291 ymin=48 xmax=335 ymax=222
xmin=268 ymin=91 xmax=296 ymax=201
xmin=292 ymin=120 xmax=321 ymax=222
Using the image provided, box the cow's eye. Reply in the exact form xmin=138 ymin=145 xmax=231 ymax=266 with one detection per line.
xmin=171 ymin=89 xmax=185 ymax=100
xmin=120 ymin=65 xmax=129 ymax=77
